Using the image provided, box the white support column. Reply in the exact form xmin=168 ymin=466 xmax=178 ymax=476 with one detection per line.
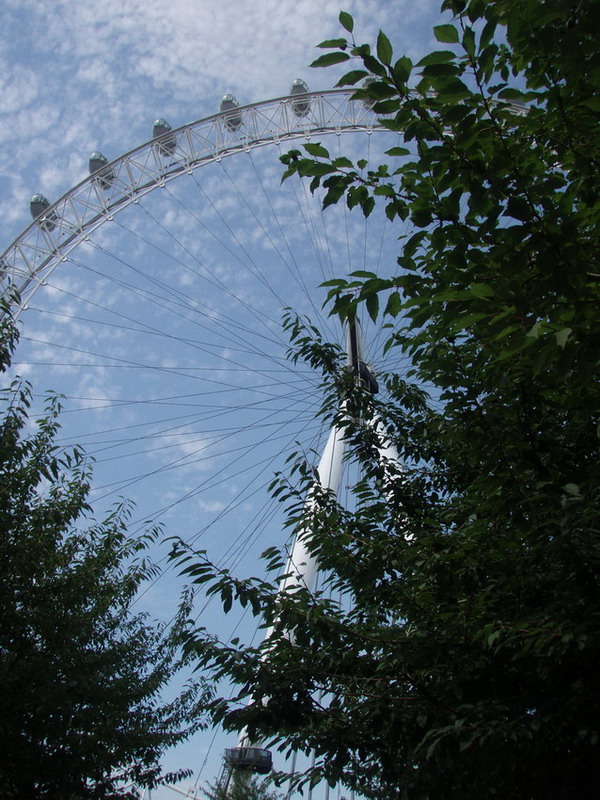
xmin=225 ymin=318 xmax=403 ymax=793
xmin=279 ymin=423 xmax=346 ymax=595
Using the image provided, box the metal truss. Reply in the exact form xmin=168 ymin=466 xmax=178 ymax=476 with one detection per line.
xmin=0 ymin=90 xmax=381 ymax=310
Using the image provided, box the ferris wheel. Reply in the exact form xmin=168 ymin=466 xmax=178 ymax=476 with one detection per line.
xmin=0 ymin=85 xmax=407 ymax=796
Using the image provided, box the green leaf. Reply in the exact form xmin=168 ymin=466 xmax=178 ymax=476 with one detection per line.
xmin=303 ymin=142 xmax=330 ymax=158
xmin=376 ymin=30 xmax=393 ymax=65
xmin=361 ymin=81 xmax=397 ymax=99
xmin=374 ymin=184 xmax=396 ymax=197
xmin=555 ymin=327 xmax=572 ymax=349
xmin=411 ymin=208 xmax=433 ymax=227
xmin=366 ymin=292 xmax=379 ymax=322
xmin=498 ymin=87 xmax=529 ymax=101
xmin=527 ymin=320 xmax=548 ymax=339
xmin=505 ymin=196 xmax=532 ymax=222
xmin=321 ymin=278 xmax=348 ymax=287
xmin=462 ymin=27 xmax=476 ymax=57
xmin=384 ymin=292 xmax=401 ymax=317
xmin=373 ymin=99 xmax=403 ymax=115
xmin=331 ymin=156 xmax=354 ymax=169
xmin=468 ymin=283 xmax=494 ymax=299
xmin=417 ymin=50 xmax=456 ymax=66
xmin=581 ymin=97 xmax=600 ymax=112
xmin=385 ymin=146 xmax=410 ymax=157
xmin=393 ymin=56 xmax=412 ymax=83
xmin=351 ymin=44 xmax=371 ymax=57
xmin=336 ymin=70 xmax=369 ymax=87
xmin=363 ymin=54 xmax=388 ymax=78
xmin=532 ymin=344 xmax=555 ymax=375
xmin=310 ymin=52 xmax=351 ymax=68
xmin=317 ymin=38 xmax=348 ymax=49
xmin=426 ymin=76 xmax=472 ymax=102
xmin=339 ymin=10 xmax=354 ymax=33
xmin=421 ymin=63 xmax=460 ymax=78
xmin=434 ymin=24 xmax=459 ymax=43
xmin=480 ymin=18 xmax=497 ymax=49
xmin=362 ymin=196 xmax=375 ymax=217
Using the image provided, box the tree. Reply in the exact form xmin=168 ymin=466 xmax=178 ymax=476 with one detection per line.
xmin=0 ymin=306 xmax=210 ymax=799
xmin=174 ymin=1 xmax=600 ymax=798
xmin=201 ymin=773 xmax=282 ymax=800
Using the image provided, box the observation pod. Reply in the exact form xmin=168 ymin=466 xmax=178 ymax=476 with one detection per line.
xmin=152 ymin=118 xmax=176 ymax=157
xmin=290 ymin=78 xmax=310 ymax=117
xmin=88 ymin=151 xmax=115 ymax=189
xmin=220 ymin=94 xmax=242 ymax=132
xmin=225 ymin=746 xmax=272 ymax=775
xmin=29 ymin=193 xmax=56 ymax=231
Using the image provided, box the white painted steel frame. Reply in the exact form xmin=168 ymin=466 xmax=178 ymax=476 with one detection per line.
xmin=0 ymin=90 xmax=380 ymax=311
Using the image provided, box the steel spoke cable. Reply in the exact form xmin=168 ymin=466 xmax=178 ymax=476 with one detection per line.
xmin=88 ymin=411 xmax=320 ymax=498
xmin=185 ymin=171 xmax=291 ymax=309
xmin=272 ymin=138 xmax=341 ymax=328
xmin=89 ymin=404 xmax=323 ymax=504
xmin=220 ymin=405 xmax=336 ymax=571
xmin=285 ymin=143 xmax=336 ymax=286
xmin=72 ymin=247 xmax=282 ymax=346
xmin=51 ymin=385 xmax=313 ymax=433
xmin=47 ymin=389 xmax=317 ymax=458
xmin=19 ymin=335 xmax=315 ymax=401
xmin=26 ymin=301 xmax=291 ymax=368
xmin=130 ymin=410 xmax=325 ymax=601
xmin=128 ymin=189 xmax=294 ymax=336
xmin=236 ymin=151 xmax=336 ymax=341
xmin=23 ymin=303 xmax=314 ymax=396
xmin=62 ymin=234 xmax=282 ymax=354
xmin=25 ymin=383 xmax=315 ymax=434
xmin=58 ymin=243 xmax=316 ymax=384
xmin=148 ymin=415 xmax=332 ymax=616
xmin=89 ymin=402 xmax=317 ymax=465
xmin=67 ymin=237 xmax=289 ymax=356
xmin=54 ymin=384 xmax=313 ymax=427
xmin=299 ymin=177 xmax=335 ymax=284
xmin=122 ymin=406 xmax=326 ymax=548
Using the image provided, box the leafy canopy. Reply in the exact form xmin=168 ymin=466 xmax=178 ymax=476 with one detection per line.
xmin=0 ymin=304 xmax=210 ymax=799
xmin=201 ymin=773 xmax=282 ymax=800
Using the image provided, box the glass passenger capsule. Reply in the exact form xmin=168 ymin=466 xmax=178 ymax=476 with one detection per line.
xmin=88 ymin=151 xmax=115 ymax=189
xmin=29 ymin=194 xmax=57 ymax=231
xmin=220 ymin=94 xmax=242 ymax=132
xmin=152 ymin=118 xmax=177 ymax=157
xmin=290 ymin=78 xmax=311 ymax=117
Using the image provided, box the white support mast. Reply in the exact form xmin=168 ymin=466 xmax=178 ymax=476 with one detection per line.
xmin=220 ymin=317 xmax=399 ymax=791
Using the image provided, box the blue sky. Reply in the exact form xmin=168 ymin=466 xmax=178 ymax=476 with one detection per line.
xmin=1 ymin=1 xmax=447 ymax=797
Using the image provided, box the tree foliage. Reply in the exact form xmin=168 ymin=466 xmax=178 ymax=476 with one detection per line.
xmin=176 ymin=1 xmax=600 ymax=798
xmin=201 ymin=773 xmax=282 ymax=800
xmin=0 ymin=308 xmax=209 ymax=799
